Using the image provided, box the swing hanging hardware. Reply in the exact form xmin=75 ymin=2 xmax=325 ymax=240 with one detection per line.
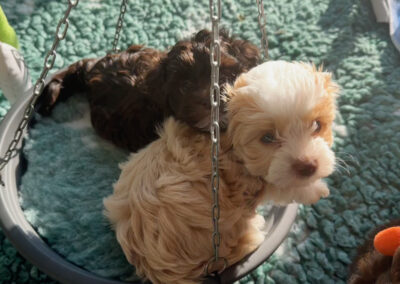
xmin=207 ymin=0 xmax=227 ymax=275
xmin=0 ymin=0 xmax=80 ymax=187
xmin=108 ymin=0 xmax=128 ymax=55
xmin=206 ymin=0 xmax=269 ymax=276
xmin=256 ymin=0 xmax=269 ymax=60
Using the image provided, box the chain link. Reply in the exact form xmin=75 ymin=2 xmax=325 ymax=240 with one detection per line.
xmin=109 ymin=0 xmax=128 ymax=54
xmin=256 ymin=0 xmax=268 ymax=59
xmin=0 ymin=0 xmax=80 ymax=186
xmin=206 ymin=0 xmax=227 ymax=276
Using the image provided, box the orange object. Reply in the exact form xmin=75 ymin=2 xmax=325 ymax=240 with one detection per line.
xmin=374 ymin=226 xmax=400 ymax=256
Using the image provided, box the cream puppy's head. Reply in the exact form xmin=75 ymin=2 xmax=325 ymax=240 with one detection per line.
xmin=226 ymin=61 xmax=339 ymax=204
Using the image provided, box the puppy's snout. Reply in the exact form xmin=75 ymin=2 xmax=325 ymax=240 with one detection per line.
xmin=292 ymin=159 xmax=318 ymax=177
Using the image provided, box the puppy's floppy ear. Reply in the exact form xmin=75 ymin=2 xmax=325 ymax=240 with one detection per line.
xmin=233 ymin=73 xmax=249 ymax=89
xmin=226 ymin=73 xmax=264 ymax=146
xmin=226 ymin=73 xmax=259 ymax=118
xmin=226 ymin=39 xmax=261 ymax=70
xmin=168 ymin=86 xmax=229 ymax=133
xmin=193 ymin=29 xmax=212 ymax=43
xmin=225 ymin=73 xmax=250 ymax=100
xmin=307 ymin=63 xmax=339 ymax=99
xmin=321 ymin=71 xmax=340 ymax=98
xmin=193 ymin=28 xmax=261 ymax=70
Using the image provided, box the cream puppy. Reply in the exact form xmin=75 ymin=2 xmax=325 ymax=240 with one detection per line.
xmin=229 ymin=61 xmax=338 ymax=204
xmin=104 ymin=61 xmax=339 ymax=284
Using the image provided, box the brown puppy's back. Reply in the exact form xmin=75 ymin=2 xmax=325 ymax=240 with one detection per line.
xmin=38 ymin=29 xmax=260 ymax=152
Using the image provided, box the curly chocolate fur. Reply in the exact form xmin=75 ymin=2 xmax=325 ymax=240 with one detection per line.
xmin=348 ymin=219 xmax=400 ymax=284
xmin=38 ymin=29 xmax=260 ymax=152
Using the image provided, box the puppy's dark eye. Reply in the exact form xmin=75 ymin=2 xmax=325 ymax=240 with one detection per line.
xmin=313 ymin=120 xmax=322 ymax=134
xmin=261 ymin=132 xmax=275 ymax=144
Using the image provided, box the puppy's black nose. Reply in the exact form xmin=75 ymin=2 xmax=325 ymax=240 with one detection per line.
xmin=292 ymin=159 xmax=318 ymax=177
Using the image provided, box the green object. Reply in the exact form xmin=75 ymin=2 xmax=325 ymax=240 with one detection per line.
xmin=0 ymin=5 xmax=19 ymax=49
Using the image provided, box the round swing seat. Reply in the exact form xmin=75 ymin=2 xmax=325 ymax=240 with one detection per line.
xmin=0 ymin=77 xmax=298 ymax=284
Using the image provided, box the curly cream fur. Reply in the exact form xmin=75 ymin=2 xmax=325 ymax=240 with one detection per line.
xmin=104 ymin=61 xmax=339 ymax=283
xmin=104 ymin=119 xmax=267 ymax=283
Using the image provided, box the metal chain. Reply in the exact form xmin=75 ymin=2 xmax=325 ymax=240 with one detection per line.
xmin=0 ymin=0 xmax=79 ymax=186
xmin=256 ymin=0 xmax=268 ymax=59
xmin=205 ymin=0 xmax=227 ymax=276
xmin=110 ymin=0 xmax=128 ymax=54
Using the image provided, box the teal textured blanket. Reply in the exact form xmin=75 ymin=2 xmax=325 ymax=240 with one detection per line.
xmin=1 ymin=0 xmax=400 ymax=283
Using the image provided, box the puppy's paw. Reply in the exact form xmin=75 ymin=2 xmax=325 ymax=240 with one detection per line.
xmin=37 ymin=58 xmax=94 ymax=116
xmin=37 ymin=76 xmax=63 ymax=116
xmin=318 ymin=182 xmax=330 ymax=198
xmin=295 ymin=180 xmax=330 ymax=205
xmin=266 ymin=180 xmax=330 ymax=205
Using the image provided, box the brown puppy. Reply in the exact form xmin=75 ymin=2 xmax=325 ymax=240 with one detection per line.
xmin=348 ymin=219 xmax=400 ymax=284
xmin=38 ymin=29 xmax=260 ymax=151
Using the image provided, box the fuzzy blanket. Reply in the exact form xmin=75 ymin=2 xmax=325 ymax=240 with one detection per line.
xmin=1 ymin=0 xmax=400 ymax=283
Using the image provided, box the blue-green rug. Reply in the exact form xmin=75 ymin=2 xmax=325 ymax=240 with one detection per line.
xmin=1 ymin=0 xmax=400 ymax=283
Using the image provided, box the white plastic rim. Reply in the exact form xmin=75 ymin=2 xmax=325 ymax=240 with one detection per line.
xmin=0 ymin=73 xmax=298 ymax=284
